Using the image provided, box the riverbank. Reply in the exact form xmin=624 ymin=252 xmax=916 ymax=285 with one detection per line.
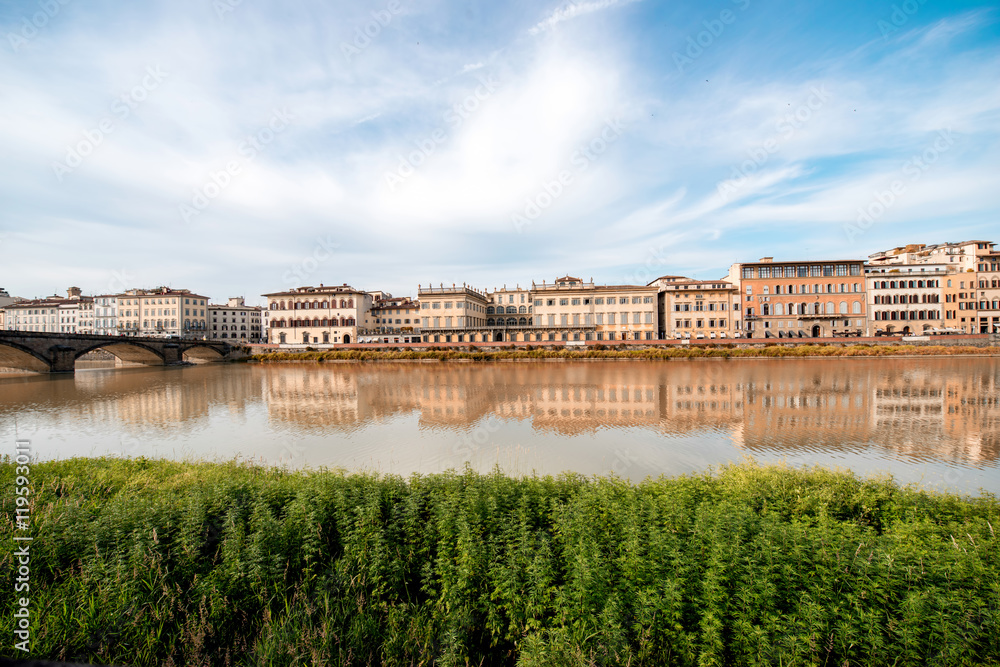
xmin=246 ymin=343 xmax=1000 ymax=363
xmin=2 ymin=459 xmax=997 ymax=666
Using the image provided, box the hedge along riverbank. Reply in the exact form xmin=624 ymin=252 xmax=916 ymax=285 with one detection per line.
xmin=244 ymin=344 xmax=1000 ymax=364
xmin=1 ymin=459 xmax=998 ymax=666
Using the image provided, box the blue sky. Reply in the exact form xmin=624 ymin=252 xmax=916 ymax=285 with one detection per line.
xmin=1 ymin=0 xmax=998 ymax=304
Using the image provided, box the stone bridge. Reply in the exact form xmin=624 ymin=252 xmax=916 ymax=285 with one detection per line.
xmin=0 ymin=331 xmax=234 ymax=373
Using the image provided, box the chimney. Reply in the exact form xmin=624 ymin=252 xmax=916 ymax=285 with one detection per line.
xmin=758 ymin=257 xmax=773 ymax=263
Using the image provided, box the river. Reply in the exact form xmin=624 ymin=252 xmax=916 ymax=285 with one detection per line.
xmin=2 ymin=358 xmax=998 ymax=493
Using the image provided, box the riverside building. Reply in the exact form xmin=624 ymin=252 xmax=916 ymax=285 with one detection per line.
xmin=359 ymin=294 xmax=422 ymax=343
xmin=648 ymin=276 xmax=738 ymax=339
xmin=4 ymin=288 xmax=93 ymax=333
xmin=264 ymin=284 xmax=373 ymax=345
xmin=727 ymin=259 xmax=867 ymax=338
xmin=93 ymin=295 xmax=119 ymax=336
xmin=117 ymin=287 xmax=209 ymax=338
xmin=417 ymin=283 xmax=492 ymax=343
xmin=975 ymin=245 xmax=1000 ymax=333
xmin=865 ymin=263 xmax=948 ymax=335
xmin=208 ymin=297 xmax=265 ymax=343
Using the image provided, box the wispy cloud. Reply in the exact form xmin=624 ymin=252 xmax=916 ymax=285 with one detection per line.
xmin=528 ymin=0 xmax=642 ymax=35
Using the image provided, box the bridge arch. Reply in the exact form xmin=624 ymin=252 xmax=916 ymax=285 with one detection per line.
xmin=75 ymin=341 xmax=166 ymax=366
xmin=0 ymin=340 xmax=52 ymax=373
xmin=182 ymin=344 xmax=227 ymax=363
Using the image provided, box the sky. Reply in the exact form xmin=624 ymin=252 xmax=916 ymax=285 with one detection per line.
xmin=1 ymin=0 xmax=998 ymax=305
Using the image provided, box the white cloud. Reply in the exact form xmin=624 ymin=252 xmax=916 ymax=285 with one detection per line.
xmin=528 ymin=0 xmax=641 ymax=35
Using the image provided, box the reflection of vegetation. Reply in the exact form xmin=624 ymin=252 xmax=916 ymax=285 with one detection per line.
xmin=245 ymin=344 xmax=1000 ymax=363
xmin=4 ymin=459 xmax=998 ymax=666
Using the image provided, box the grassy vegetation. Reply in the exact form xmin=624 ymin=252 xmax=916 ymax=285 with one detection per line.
xmin=245 ymin=344 xmax=1000 ymax=363
xmin=2 ymin=459 xmax=998 ymax=666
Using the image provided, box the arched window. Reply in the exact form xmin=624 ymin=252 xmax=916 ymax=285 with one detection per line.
xmin=348 ymin=299 xmax=354 ymax=308
xmin=519 ymin=317 xmax=527 ymax=325
xmin=826 ymin=302 xmax=835 ymax=314
xmin=321 ymin=318 xmax=328 ymax=326
xmin=487 ymin=318 xmax=495 ymax=326
xmin=507 ymin=306 xmax=517 ymax=314
xmin=487 ymin=306 xmax=495 ymax=314
xmin=518 ymin=306 xmax=526 ymax=314
xmin=839 ymin=301 xmax=848 ymax=314
xmin=312 ymin=318 xmax=320 ymax=326
xmin=270 ymin=303 xmax=277 ymax=310
xmin=184 ymin=319 xmax=190 ymax=328
xmin=788 ymin=303 xmax=796 ymax=315
xmin=762 ymin=304 xmax=770 ymax=316
xmin=279 ymin=332 xmax=286 ymax=343
xmin=852 ymin=301 xmax=861 ymax=314
xmin=507 ymin=317 xmax=517 ymax=325
xmin=774 ymin=303 xmax=784 ymax=315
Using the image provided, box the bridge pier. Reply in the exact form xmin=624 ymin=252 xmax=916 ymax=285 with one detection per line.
xmin=49 ymin=345 xmax=77 ymax=373
xmin=162 ymin=343 xmax=182 ymax=365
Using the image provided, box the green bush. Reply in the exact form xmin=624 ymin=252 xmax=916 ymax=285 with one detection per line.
xmin=1 ymin=459 xmax=997 ymax=666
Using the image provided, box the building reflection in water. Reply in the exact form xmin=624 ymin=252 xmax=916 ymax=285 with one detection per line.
xmin=0 ymin=359 xmax=997 ymax=485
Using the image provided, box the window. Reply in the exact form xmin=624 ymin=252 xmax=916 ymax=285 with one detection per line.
xmin=595 ymin=298 xmax=604 ymax=305
xmin=571 ymin=298 xmax=580 ymax=305
xmin=742 ymin=267 xmax=754 ymax=279
xmin=620 ymin=297 xmax=628 ymax=304
xmin=560 ymin=298 xmax=569 ymax=306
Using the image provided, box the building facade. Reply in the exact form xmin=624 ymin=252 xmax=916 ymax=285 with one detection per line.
xmin=975 ymin=245 xmax=1000 ymax=333
xmin=417 ymin=284 xmax=492 ymax=343
xmin=3 ymin=288 xmax=93 ymax=334
xmin=116 ymin=287 xmax=209 ymax=338
xmin=649 ymin=275 xmax=738 ymax=339
xmin=208 ymin=297 xmax=265 ymax=343
xmin=359 ymin=295 xmax=421 ymax=343
xmin=93 ymin=295 xmax=119 ymax=336
xmin=865 ymin=263 xmax=948 ymax=335
xmin=728 ymin=259 xmax=867 ymax=338
xmin=264 ymin=284 xmax=372 ymax=345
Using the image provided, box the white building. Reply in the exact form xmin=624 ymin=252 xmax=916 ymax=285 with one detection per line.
xmin=263 ymin=284 xmax=373 ymax=346
xmin=93 ymin=295 xmax=119 ymax=336
xmin=866 ymin=263 xmax=948 ymax=335
xmin=4 ymin=288 xmax=92 ymax=333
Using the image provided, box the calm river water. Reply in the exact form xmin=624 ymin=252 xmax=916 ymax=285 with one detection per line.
xmin=2 ymin=358 xmax=998 ymax=493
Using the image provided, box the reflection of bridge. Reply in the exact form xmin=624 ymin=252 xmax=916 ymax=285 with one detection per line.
xmin=0 ymin=331 xmax=233 ymax=373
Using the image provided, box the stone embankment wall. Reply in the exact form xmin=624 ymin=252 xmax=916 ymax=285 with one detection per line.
xmin=252 ymin=334 xmax=999 ymax=354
